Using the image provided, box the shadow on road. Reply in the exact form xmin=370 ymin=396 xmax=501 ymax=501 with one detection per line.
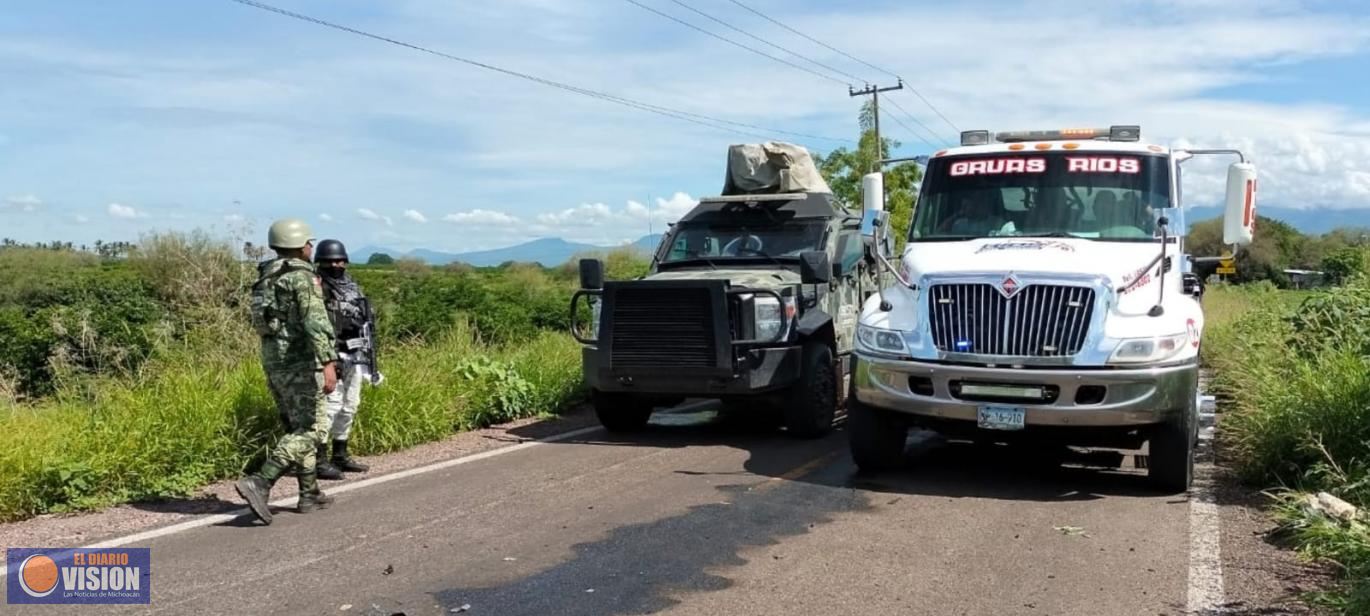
xmin=440 ymin=402 xmax=1173 ymax=616
xmin=526 ymin=401 xmax=1167 ymax=503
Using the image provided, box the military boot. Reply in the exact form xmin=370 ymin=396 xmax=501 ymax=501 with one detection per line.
xmin=296 ymin=470 xmax=335 ymax=513
xmin=331 ymin=439 xmax=370 ymax=473
xmin=235 ymin=458 xmax=286 ymax=525
xmin=315 ymin=443 xmax=344 ymax=480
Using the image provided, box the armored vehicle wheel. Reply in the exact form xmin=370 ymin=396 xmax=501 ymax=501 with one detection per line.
xmin=593 ymin=391 xmax=653 ymax=433
xmin=848 ymin=385 xmax=907 ymax=473
xmin=782 ymin=341 xmax=838 ymax=439
xmin=1147 ymin=400 xmax=1197 ymax=493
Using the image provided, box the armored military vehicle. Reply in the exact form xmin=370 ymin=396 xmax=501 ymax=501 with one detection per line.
xmin=571 ymin=142 xmax=885 ymax=438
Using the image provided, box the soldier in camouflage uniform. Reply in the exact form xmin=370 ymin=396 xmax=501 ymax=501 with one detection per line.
xmin=235 ymin=218 xmax=341 ymax=525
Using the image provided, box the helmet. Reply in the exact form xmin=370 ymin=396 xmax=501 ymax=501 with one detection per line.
xmin=314 ymin=239 xmax=349 ymax=263
xmin=267 ymin=218 xmax=313 ymax=249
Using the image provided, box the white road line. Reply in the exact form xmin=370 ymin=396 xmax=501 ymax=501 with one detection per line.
xmin=0 ymin=424 xmax=602 ymax=578
xmin=1188 ymin=393 xmax=1225 ymax=614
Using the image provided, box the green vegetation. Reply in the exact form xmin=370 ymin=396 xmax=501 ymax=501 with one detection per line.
xmin=1186 ymin=216 xmax=1370 ymax=287
xmin=0 ymin=232 xmax=648 ymax=523
xmin=1202 ymin=272 xmax=1370 ymax=613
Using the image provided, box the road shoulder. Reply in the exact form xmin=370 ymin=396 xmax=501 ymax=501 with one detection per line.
xmin=0 ymin=405 xmax=602 ymax=551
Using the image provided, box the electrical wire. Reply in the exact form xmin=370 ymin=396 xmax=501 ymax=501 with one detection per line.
xmin=225 ymin=0 xmax=855 ymax=144
xmin=664 ymin=0 xmax=864 ymax=84
xmin=621 ymin=0 xmax=849 ymax=86
xmin=725 ymin=0 xmax=962 ymax=135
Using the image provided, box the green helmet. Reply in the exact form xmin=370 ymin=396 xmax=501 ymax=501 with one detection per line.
xmin=267 ymin=218 xmax=313 ymax=249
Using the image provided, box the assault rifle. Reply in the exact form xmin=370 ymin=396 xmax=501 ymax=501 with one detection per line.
xmin=345 ymin=297 xmax=383 ymax=386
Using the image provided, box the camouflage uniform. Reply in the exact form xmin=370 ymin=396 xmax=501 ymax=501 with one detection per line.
xmin=236 ymin=249 xmax=339 ymax=525
xmin=259 ymin=256 xmax=338 ymax=469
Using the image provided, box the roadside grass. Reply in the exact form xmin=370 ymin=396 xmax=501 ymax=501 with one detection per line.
xmin=0 ymin=230 xmax=620 ymax=524
xmin=0 ymin=322 xmax=584 ymax=523
xmin=1202 ymin=282 xmax=1370 ymax=613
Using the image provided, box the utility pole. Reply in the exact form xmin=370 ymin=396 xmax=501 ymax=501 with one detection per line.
xmin=848 ymin=79 xmax=904 ymax=172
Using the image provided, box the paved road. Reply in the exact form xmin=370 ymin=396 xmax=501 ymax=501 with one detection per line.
xmin=14 ymin=406 xmax=1206 ymax=616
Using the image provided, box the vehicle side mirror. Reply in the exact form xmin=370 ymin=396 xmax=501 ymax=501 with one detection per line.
xmin=861 ymin=209 xmax=892 ymax=258
xmin=578 ymin=258 xmax=604 ymax=290
xmin=1222 ymin=162 xmax=1257 ymax=247
xmin=799 ymin=251 xmax=832 ymax=284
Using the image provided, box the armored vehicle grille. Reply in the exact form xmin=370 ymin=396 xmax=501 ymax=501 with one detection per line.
xmin=927 ymin=283 xmax=1095 ymax=357
xmin=610 ymin=286 xmax=718 ymax=369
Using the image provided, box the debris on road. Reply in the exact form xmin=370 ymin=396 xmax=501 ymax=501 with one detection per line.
xmin=450 ymin=605 xmax=471 ymax=613
xmin=1054 ymin=525 xmax=1091 ymax=538
xmin=382 ymin=564 xmax=395 ymax=575
xmin=1303 ymin=492 xmax=1360 ymax=523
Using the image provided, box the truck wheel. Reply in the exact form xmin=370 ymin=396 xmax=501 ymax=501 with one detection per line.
xmin=848 ymin=392 xmax=908 ymax=473
xmin=1147 ymin=405 xmax=1196 ymax=493
xmin=593 ymin=390 xmax=653 ymax=433
xmin=782 ymin=341 xmax=838 ymax=439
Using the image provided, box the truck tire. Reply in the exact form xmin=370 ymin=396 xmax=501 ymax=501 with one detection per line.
xmin=782 ymin=341 xmax=838 ymax=439
xmin=848 ymin=392 xmax=908 ymax=473
xmin=1147 ymin=402 xmax=1196 ymax=493
xmin=592 ymin=390 xmax=653 ymax=433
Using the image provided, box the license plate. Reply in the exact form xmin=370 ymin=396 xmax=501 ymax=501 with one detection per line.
xmin=977 ymin=405 xmax=1026 ymax=431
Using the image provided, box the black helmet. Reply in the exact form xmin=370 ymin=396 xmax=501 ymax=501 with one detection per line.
xmin=314 ymin=239 xmax=349 ymax=263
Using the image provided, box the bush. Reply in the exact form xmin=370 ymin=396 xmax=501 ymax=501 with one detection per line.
xmin=0 ymin=323 xmax=585 ymax=522
xmin=1204 ymin=282 xmax=1370 ymax=613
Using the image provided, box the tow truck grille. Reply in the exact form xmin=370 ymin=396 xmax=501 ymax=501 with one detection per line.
xmin=927 ymin=283 xmax=1095 ymax=357
xmin=609 ymin=286 xmax=719 ymax=369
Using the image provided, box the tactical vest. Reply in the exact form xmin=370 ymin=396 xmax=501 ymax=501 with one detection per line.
xmin=249 ymin=259 xmax=311 ymax=337
xmin=321 ymin=274 xmax=368 ymax=341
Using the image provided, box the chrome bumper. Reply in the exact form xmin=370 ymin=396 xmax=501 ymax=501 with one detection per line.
xmin=853 ymin=355 xmax=1197 ymax=427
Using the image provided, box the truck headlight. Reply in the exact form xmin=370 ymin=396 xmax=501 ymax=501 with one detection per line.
xmin=857 ymin=323 xmax=910 ymax=356
xmin=1108 ymin=332 xmax=1188 ymax=364
xmin=754 ymin=295 xmax=796 ymax=342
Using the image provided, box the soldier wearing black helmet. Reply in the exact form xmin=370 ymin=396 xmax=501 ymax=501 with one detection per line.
xmin=313 ymin=238 xmax=383 ymax=480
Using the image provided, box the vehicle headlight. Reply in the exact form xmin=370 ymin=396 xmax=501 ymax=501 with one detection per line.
xmin=754 ymin=295 xmax=796 ymax=342
xmin=1108 ymin=332 xmax=1188 ymax=364
xmin=857 ymin=323 xmax=910 ymax=356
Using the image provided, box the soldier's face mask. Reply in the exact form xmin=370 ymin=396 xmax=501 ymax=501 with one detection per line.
xmin=321 ymin=264 xmax=346 ymax=278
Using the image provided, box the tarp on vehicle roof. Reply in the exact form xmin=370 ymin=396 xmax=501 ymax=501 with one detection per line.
xmin=721 ymin=141 xmax=833 ymax=196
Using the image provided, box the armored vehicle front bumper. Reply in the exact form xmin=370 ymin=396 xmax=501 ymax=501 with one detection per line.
xmin=582 ymin=345 xmax=802 ymax=395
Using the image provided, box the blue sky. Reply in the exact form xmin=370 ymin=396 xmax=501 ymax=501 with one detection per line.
xmin=1 ymin=0 xmax=1368 ymax=253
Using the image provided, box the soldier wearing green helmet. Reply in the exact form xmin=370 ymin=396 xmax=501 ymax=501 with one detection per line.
xmin=235 ymin=217 xmax=340 ymax=525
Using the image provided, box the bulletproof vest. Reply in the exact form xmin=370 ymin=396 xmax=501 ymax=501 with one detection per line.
xmin=249 ymin=259 xmax=312 ymax=337
xmin=321 ymin=273 xmax=368 ymax=340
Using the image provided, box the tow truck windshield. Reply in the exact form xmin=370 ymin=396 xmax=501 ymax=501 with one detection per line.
xmin=909 ymin=151 xmax=1171 ymax=242
xmin=660 ymin=219 xmax=826 ymax=265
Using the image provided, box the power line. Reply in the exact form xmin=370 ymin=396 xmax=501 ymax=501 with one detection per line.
xmin=884 ymin=97 xmax=953 ymax=148
xmin=621 ymin=0 xmax=848 ymax=86
xmin=663 ymin=0 xmax=864 ymax=84
xmin=225 ymin=0 xmax=855 ymax=145
xmin=724 ymin=0 xmax=962 ymax=136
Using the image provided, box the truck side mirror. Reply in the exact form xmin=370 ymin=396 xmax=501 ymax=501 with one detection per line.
xmin=1222 ymin=162 xmax=1257 ymax=247
xmin=799 ymin=251 xmax=832 ymax=284
xmin=861 ymin=209 xmax=892 ymax=258
xmin=578 ymin=258 xmax=604 ymax=290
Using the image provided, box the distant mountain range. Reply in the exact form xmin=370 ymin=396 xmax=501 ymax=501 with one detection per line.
xmin=1187 ymin=205 xmax=1370 ymax=234
xmin=351 ymin=206 xmax=1370 ymax=267
xmin=353 ymin=234 xmax=664 ymax=267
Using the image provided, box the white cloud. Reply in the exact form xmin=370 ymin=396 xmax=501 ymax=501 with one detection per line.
xmin=357 ymin=208 xmax=393 ymax=226
xmin=319 ymin=213 xmax=335 ymax=222
xmin=107 ymin=202 xmax=141 ymax=219
xmin=403 ymin=209 xmax=428 ymax=223
xmin=3 ymin=194 xmax=42 ymax=212
xmin=73 ymin=214 xmax=90 ymax=224
xmin=443 ymin=209 xmax=520 ymax=227
xmin=224 ymin=213 xmax=244 ymax=223
xmin=531 ymin=192 xmax=698 ymax=244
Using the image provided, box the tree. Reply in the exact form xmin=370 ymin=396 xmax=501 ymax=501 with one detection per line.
xmin=367 ymin=253 xmax=395 ymax=265
xmin=1321 ymin=246 xmax=1367 ymax=285
xmin=812 ymin=100 xmax=923 ymax=251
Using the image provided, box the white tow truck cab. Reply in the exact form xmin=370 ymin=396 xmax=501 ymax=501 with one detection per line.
xmin=849 ymin=125 xmax=1257 ymax=493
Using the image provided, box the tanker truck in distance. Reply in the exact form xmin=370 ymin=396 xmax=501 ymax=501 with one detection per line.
xmin=849 ymin=125 xmax=1257 ymax=493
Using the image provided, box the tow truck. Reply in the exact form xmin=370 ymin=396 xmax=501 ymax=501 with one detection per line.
xmin=848 ymin=125 xmax=1257 ymax=492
